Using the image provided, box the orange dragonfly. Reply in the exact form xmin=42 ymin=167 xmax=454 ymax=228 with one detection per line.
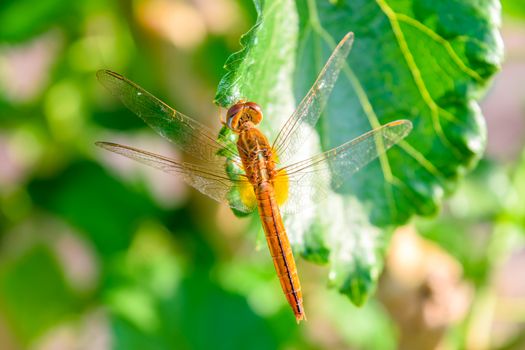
xmin=96 ymin=32 xmax=412 ymax=322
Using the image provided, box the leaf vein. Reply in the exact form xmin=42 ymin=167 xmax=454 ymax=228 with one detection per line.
xmin=376 ymin=0 xmax=460 ymax=158
xmin=395 ymin=13 xmax=483 ymax=82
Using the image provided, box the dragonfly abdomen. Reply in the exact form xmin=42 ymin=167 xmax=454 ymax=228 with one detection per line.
xmin=255 ymin=181 xmax=305 ymax=322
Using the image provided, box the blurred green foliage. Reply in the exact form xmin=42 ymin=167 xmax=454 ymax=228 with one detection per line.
xmin=502 ymin=0 xmax=525 ymax=19
xmin=0 ymin=0 xmax=523 ymax=349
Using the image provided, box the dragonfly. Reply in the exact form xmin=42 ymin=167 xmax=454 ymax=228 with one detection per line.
xmin=96 ymin=32 xmax=412 ymax=322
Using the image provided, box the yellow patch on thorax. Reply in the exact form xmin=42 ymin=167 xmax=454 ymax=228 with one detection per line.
xmin=239 ymin=179 xmax=256 ymax=209
xmin=236 ymin=132 xmax=289 ymax=209
xmin=273 ymin=168 xmax=289 ymax=206
xmin=271 ymin=150 xmax=289 ymax=206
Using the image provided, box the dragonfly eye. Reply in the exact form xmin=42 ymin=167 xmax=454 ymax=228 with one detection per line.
xmin=226 ymin=101 xmax=263 ymax=131
xmin=226 ymin=104 xmax=244 ymax=131
xmin=245 ymin=102 xmax=263 ymax=125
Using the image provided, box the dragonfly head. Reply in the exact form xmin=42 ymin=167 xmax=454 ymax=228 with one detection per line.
xmin=226 ymin=101 xmax=263 ymax=132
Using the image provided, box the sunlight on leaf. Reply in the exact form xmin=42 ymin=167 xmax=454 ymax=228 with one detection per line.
xmin=215 ymin=0 xmax=502 ymax=304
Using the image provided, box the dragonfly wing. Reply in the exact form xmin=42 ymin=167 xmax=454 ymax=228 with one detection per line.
xmin=272 ymin=33 xmax=354 ymax=166
xmin=97 ymin=70 xmax=239 ymax=164
xmin=96 ymin=142 xmax=256 ymax=214
xmin=274 ymin=120 xmax=412 ymax=215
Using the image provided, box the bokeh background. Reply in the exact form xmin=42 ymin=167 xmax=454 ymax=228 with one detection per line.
xmin=0 ymin=0 xmax=524 ymax=349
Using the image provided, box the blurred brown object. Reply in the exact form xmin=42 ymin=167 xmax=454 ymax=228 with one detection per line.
xmin=135 ymin=0 xmax=242 ymax=49
xmin=377 ymin=227 xmax=472 ymax=350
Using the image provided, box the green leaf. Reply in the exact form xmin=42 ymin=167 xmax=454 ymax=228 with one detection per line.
xmin=215 ymin=0 xmax=502 ymax=305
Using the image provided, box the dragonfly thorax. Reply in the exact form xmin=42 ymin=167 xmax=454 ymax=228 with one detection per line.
xmin=226 ymin=101 xmax=263 ymax=132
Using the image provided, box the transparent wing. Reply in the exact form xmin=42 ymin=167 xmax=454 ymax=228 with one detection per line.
xmin=272 ymin=32 xmax=354 ymax=166
xmin=273 ymin=120 xmax=413 ymax=215
xmin=96 ymin=142 xmax=256 ymax=214
xmin=97 ymin=70 xmax=239 ymax=164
